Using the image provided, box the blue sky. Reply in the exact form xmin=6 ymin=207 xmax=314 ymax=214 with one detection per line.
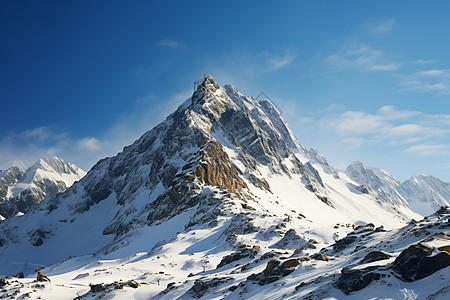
xmin=1 ymin=1 xmax=450 ymax=182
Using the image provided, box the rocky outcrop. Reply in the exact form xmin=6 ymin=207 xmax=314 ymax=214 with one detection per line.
xmin=195 ymin=140 xmax=248 ymax=195
xmin=359 ymin=250 xmax=391 ymax=264
xmin=36 ymin=271 xmax=51 ymax=282
xmin=217 ymin=248 xmax=257 ymax=269
xmin=393 ymin=242 xmax=450 ymax=281
xmin=335 ymin=266 xmax=385 ymax=294
xmin=183 ymin=277 xmax=233 ymax=298
xmin=272 ymin=229 xmax=307 ymax=249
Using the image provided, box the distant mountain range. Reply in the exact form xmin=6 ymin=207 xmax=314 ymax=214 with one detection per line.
xmin=345 ymin=161 xmax=449 ymax=216
xmin=0 ymin=156 xmax=86 ymax=219
xmin=0 ymin=76 xmax=448 ymax=299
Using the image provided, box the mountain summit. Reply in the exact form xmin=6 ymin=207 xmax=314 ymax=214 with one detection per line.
xmin=0 ymin=76 xmax=448 ymax=299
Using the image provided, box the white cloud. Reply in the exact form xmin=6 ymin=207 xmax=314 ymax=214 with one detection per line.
xmin=77 ymin=137 xmax=102 ymax=151
xmin=415 ymin=69 xmax=446 ymax=77
xmin=321 ymin=106 xmax=450 ymax=150
xmin=405 ymin=144 xmax=450 ymax=156
xmin=413 ymin=59 xmax=439 ymax=65
xmin=369 ymin=18 xmax=396 ymax=34
xmin=324 ymin=41 xmax=401 ymax=73
xmin=22 ymin=126 xmax=52 ymax=141
xmin=267 ymin=52 xmax=296 ymax=71
xmin=155 ymin=38 xmax=184 ymax=49
xmin=399 ymin=69 xmax=450 ymax=95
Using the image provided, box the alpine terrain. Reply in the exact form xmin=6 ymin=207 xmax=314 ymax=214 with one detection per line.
xmin=0 ymin=76 xmax=449 ymax=299
xmin=0 ymin=156 xmax=86 ymax=220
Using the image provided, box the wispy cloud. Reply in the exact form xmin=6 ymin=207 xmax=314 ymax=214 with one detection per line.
xmin=399 ymin=69 xmax=450 ymax=94
xmin=22 ymin=126 xmax=52 ymax=141
xmin=155 ymin=38 xmax=184 ymax=49
xmin=405 ymin=144 xmax=450 ymax=156
xmin=77 ymin=137 xmax=102 ymax=152
xmin=324 ymin=41 xmax=402 ymax=73
xmin=413 ymin=59 xmax=439 ymax=65
xmin=368 ymin=18 xmax=396 ymax=34
xmin=321 ymin=106 xmax=450 ymax=151
xmin=267 ymin=52 xmax=296 ymax=71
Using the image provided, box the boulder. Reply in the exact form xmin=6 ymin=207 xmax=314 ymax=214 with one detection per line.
xmin=0 ymin=278 xmax=9 ymax=286
xmin=308 ymin=238 xmax=320 ymax=244
xmin=36 ymin=271 xmax=51 ymax=282
xmin=311 ymin=253 xmax=329 ymax=261
xmin=335 ymin=266 xmax=384 ymax=294
xmin=360 ymin=251 xmax=391 ymax=264
xmin=393 ymin=242 xmax=450 ymax=281
xmin=89 ymin=283 xmax=106 ymax=293
xmin=128 ymin=280 xmax=140 ymax=288
xmin=272 ymin=229 xmax=307 ymax=249
xmin=217 ymin=248 xmax=256 ymax=268
xmin=282 ymin=258 xmax=300 ymax=269
xmin=247 ymin=258 xmax=303 ymax=285
xmin=184 ymin=277 xmax=233 ymax=298
xmin=333 ymin=235 xmax=358 ymax=251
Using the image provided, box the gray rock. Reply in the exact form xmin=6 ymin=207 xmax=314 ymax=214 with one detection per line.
xmin=393 ymin=242 xmax=450 ymax=281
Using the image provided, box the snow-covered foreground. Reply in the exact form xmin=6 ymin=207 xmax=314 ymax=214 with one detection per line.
xmin=1 ymin=207 xmax=449 ymax=299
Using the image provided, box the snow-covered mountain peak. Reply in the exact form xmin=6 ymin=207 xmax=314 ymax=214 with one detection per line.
xmin=0 ymin=157 xmax=86 ymax=218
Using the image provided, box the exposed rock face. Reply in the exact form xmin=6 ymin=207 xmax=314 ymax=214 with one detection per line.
xmin=195 ymin=140 xmax=248 ymax=195
xmin=393 ymin=242 xmax=450 ymax=281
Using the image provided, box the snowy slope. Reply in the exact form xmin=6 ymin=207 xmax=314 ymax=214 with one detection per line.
xmin=0 ymin=76 xmax=447 ymax=300
xmin=0 ymin=156 xmax=86 ymax=218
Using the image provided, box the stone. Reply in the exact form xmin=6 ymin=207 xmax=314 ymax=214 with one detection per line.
xmin=333 ymin=235 xmax=358 ymax=251
xmin=184 ymin=277 xmax=233 ymax=298
xmin=272 ymin=229 xmax=307 ymax=249
xmin=36 ymin=271 xmax=51 ymax=282
xmin=0 ymin=279 xmax=9 ymax=287
xmin=217 ymin=248 xmax=256 ymax=268
xmin=89 ymin=283 xmax=105 ymax=293
xmin=311 ymin=253 xmax=328 ymax=261
xmin=281 ymin=258 xmax=300 ymax=269
xmin=335 ymin=266 xmax=384 ymax=294
xmin=393 ymin=242 xmax=450 ymax=281
xmin=359 ymin=251 xmax=391 ymax=264
xmin=128 ymin=280 xmax=140 ymax=288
